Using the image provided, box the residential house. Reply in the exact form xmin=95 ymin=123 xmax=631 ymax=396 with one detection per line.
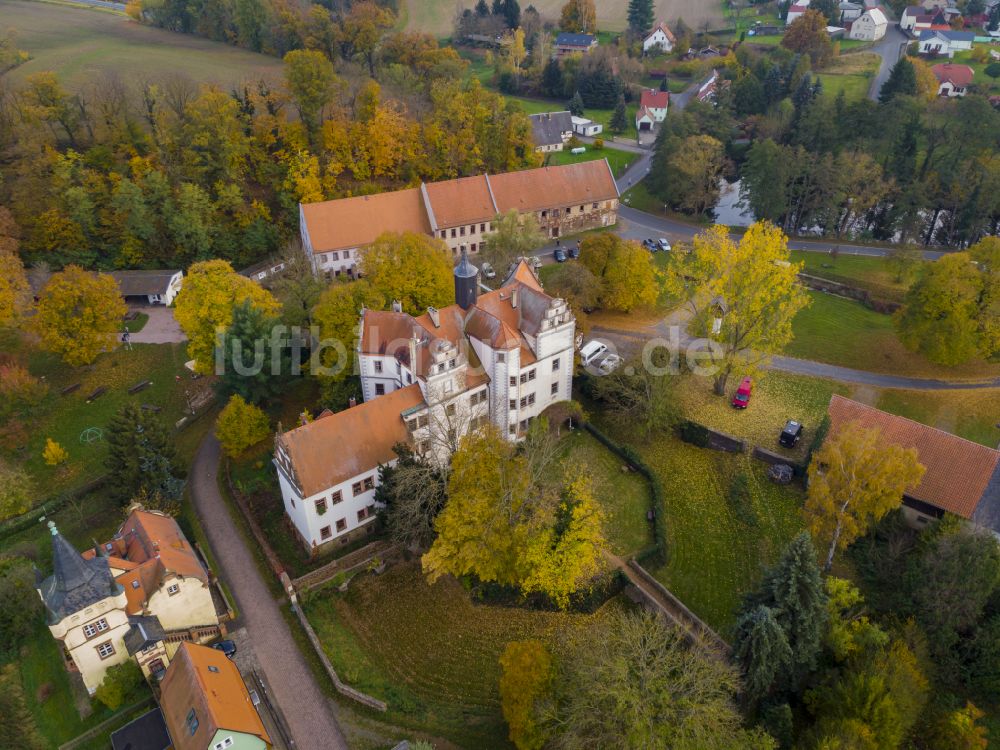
xmin=639 ymin=88 xmax=669 ymax=123
xmin=160 ymin=642 xmax=271 ymax=750
xmin=528 ymin=111 xmax=574 ymax=152
xmin=787 ymin=1 xmax=812 ymax=25
xmin=635 ymin=107 xmax=656 ymax=131
xmin=239 ymin=257 xmax=287 ymax=285
xmin=642 ymin=22 xmax=676 ymax=53
xmin=111 ymin=270 xmax=183 ymax=306
xmin=840 ymin=1 xmax=864 ymax=22
xmin=36 ymin=508 xmax=222 ymax=694
xmin=918 ymin=28 xmax=975 ymax=55
xmin=299 ymin=160 xmax=620 ymax=273
xmin=696 ymin=70 xmax=727 ymax=103
xmin=274 ymin=258 xmax=576 ymax=551
xmin=932 ymin=62 xmax=974 ymax=95
xmin=826 ymin=395 xmax=1000 ymax=533
xmin=554 ymin=32 xmax=598 ymax=57
xmin=571 ymin=116 xmax=603 ymax=136
xmin=848 ymin=6 xmax=889 ymax=39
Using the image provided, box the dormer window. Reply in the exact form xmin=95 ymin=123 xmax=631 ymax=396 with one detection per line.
xmin=448 ymin=359 xmax=456 ymax=368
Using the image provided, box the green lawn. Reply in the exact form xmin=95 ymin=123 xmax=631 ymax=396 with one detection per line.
xmin=950 ymin=48 xmax=1000 ymax=94
xmin=1 ymin=329 xmax=198 ymax=500
xmin=787 ymin=291 xmax=1000 ymax=379
xmin=790 ymin=249 xmax=917 ymax=303
xmin=1 ymin=0 xmax=284 ymax=91
xmin=302 ymin=562 xmax=606 ymax=747
xmin=815 ymin=71 xmax=871 ymax=101
xmin=124 ymin=312 xmax=149 ymax=333
xmin=544 ymin=144 xmax=637 ymax=177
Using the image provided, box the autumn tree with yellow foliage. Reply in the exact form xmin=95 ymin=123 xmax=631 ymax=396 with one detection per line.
xmin=499 ymin=640 xmax=553 ymax=750
xmin=174 ymin=260 xmax=280 ymax=373
xmin=360 ymin=232 xmax=455 ymax=315
xmin=33 ymin=266 xmax=127 ymax=366
xmin=666 ymin=222 xmax=809 ymax=395
xmin=216 ymin=395 xmax=271 ymax=458
xmin=559 ymin=0 xmax=596 ymax=33
xmin=42 ymin=438 xmax=68 ymax=466
xmin=579 ymin=234 xmax=658 ymax=313
xmin=422 ymin=423 xmax=606 ymax=607
xmin=806 ymin=421 xmax=925 ymax=571
xmin=0 ymin=249 xmax=31 ymax=325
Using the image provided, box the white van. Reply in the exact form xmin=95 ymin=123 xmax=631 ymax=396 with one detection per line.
xmin=579 ymin=340 xmax=608 ymax=366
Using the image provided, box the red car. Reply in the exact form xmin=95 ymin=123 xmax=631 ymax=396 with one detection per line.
xmin=731 ymin=377 xmax=752 ymax=409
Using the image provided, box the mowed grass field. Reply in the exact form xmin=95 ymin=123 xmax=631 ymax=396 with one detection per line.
xmin=404 ymin=0 xmax=724 ymax=36
xmin=1 ymin=0 xmax=284 ymax=90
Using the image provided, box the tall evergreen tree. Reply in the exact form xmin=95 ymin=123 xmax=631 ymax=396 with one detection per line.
xmin=733 ymin=605 xmax=793 ymax=704
xmin=216 ymin=298 xmax=288 ymax=405
xmin=568 ymin=90 xmax=585 ymax=116
xmin=542 ymin=57 xmax=564 ymax=97
xmin=879 ymin=57 xmax=917 ymax=104
xmin=503 ymin=0 xmax=521 ymax=28
xmin=745 ymin=532 xmax=828 ymax=689
xmin=475 ymin=0 xmax=490 ymax=16
xmin=659 ymin=76 xmax=668 ymax=92
xmin=105 ymin=403 xmax=181 ymax=504
xmin=627 ymin=0 xmax=655 ymax=37
xmin=609 ymin=94 xmax=628 ymax=134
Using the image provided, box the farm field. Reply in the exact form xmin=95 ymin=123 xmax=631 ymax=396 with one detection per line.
xmin=787 ymin=291 xmax=1000 ymax=380
xmin=404 ymin=0 xmax=725 ymax=37
xmin=0 ymin=0 xmax=284 ymax=90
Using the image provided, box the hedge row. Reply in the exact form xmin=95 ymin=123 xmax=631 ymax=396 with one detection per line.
xmin=583 ymin=422 xmax=667 ymax=567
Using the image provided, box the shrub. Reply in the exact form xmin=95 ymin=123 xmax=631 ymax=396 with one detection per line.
xmin=42 ymin=437 xmax=68 ymax=466
xmin=678 ymin=420 xmax=711 ymax=448
xmin=593 ymin=137 xmax=604 ymax=149
xmin=94 ymin=660 xmax=143 ymax=710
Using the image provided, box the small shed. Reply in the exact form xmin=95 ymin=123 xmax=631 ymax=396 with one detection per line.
xmin=110 ymin=269 xmax=183 ymax=305
xmin=571 ymin=116 xmax=603 ymax=136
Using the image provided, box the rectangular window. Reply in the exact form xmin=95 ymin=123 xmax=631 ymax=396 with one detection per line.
xmin=510 ymin=399 xmax=516 ymax=410
xmin=358 ymin=507 xmax=369 ymax=522
xmin=417 ymin=415 xmax=429 ymax=429
xmin=375 ymin=383 xmax=385 ymax=396
xmin=580 ymin=205 xmax=585 ymax=212
xmin=552 ymin=358 xmax=560 ymax=371
xmin=418 ymin=440 xmax=429 ymax=454
xmin=510 ymin=376 xmax=516 ymax=387
xmin=440 ymin=230 xmax=447 ymax=239
xmin=186 ymin=708 xmax=199 ymax=736
xmin=509 ymin=424 xmax=517 ymax=435
xmin=352 ymin=481 xmax=362 ymax=496
xmin=96 ymin=641 xmax=116 ymax=660
xmin=541 ymin=210 xmax=548 ymax=218
xmin=446 ymin=403 xmax=456 ymax=416
xmin=374 ymin=361 xmax=382 ymax=373
xmin=83 ymin=623 xmax=97 ymax=638
xmin=529 ymin=393 xmax=536 ymax=406
xmin=520 ymin=373 xmax=527 ymax=384
xmin=460 ymin=226 xmax=466 ymax=236
xmin=450 ymin=228 xmax=457 ymax=238
xmin=520 ymin=396 xmax=527 ymax=408
xmin=471 ymin=243 xmax=477 ymax=253
xmin=167 ymin=584 xmax=180 ymax=596
xmin=551 ymin=382 xmax=559 ymax=396
xmin=480 ymin=223 xmax=486 ymax=232
xmin=343 ymin=250 xmax=350 ymax=258
xmin=315 ymin=498 xmax=327 ymax=515
xmin=566 ymin=207 xmax=572 ymax=215
xmin=336 ymin=518 xmax=347 ymax=532
xmin=592 ymin=202 xmax=598 ymax=209
xmin=470 ymin=224 xmax=477 ymax=234
xmin=448 ymin=358 xmax=456 ymax=368
xmin=331 ymin=490 xmax=342 ymax=505
xmin=320 ymin=526 xmax=332 ymax=540
xmin=528 ymin=369 xmax=536 ymax=381
xmin=364 ymin=476 xmax=375 ymax=491
xmin=406 ymin=373 xmax=412 ymax=384
xmin=331 ymin=251 xmax=339 ymax=261
xmin=497 ymin=352 xmax=505 ymax=363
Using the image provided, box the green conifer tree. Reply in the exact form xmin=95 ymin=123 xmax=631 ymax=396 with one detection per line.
xmin=609 ymin=94 xmax=628 ymax=134
xmin=733 ymin=605 xmax=793 ymax=703
xmin=105 ymin=403 xmax=181 ymax=504
xmin=568 ymin=90 xmax=585 ymax=117
xmin=627 ymin=0 xmax=654 ymax=37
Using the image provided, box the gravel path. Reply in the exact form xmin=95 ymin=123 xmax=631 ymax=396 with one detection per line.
xmin=189 ymin=435 xmax=349 ymax=750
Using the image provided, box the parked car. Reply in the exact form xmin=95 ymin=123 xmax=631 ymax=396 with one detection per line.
xmin=657 ymin=238 xmax=672 ymax=252
xmin=579 ymin=340 xmax=608 ymax=366
xmin=568 ymin=243 xmax=580 ymax=259
xmin=212 ymin=640 xmax=237 ymax=659
xmin=731 ymin=377 xmax=752 ymax=409
xmin=597 ymin=353 xmax=622 ymax=373
xmin=554 ymin=247 xmax=567 ymax=262
xmin=779 ymin=420 xmax=804 ymax=447
xmin=481 ymin=261 xmax=496 ymax=279
xmin=642 ymin=238 xmax=659 ymax=252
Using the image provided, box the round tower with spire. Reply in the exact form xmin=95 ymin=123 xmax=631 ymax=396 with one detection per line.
xmin=454 ymin=244 xmax=479 ymax=311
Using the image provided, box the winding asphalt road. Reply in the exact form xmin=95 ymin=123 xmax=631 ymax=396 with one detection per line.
xmin=190 ymin=436 xmax=350 ymax=750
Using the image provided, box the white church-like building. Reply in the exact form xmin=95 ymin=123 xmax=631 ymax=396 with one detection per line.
xmin=273 ymin=255 xmax=577 ymax=553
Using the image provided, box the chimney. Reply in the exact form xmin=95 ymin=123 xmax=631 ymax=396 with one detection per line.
xmin=511 ymin=287 xmax=519 ymax=309
xmin=391 ymin=300 xmax=402 ymax=313
xmin=348 ymin=396 xmax=357 ymax=408
xmin=427 ymin=307 xmax=440 ymax=328
xmin=408 ymin=327 xmax=419 ymax=372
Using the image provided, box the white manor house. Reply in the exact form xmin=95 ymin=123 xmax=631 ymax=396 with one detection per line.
xmin=273 ymin=256 xmax=577 ymax=552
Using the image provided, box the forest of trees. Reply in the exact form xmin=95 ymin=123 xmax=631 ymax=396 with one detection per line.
xmin=649 ymin=19 xmax=1000 ymax=247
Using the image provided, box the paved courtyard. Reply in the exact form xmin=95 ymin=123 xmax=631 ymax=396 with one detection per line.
xmin=128 ymin=305 xmax=186 ymax=344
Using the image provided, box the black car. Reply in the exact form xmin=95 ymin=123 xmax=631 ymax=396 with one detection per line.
xmin=779 ymin=420 xmax=804 ymax=448
xmin=212 ymin=640 xmax=237 ymax=659
xmin=642 ymin=238 xmax=658 ymax=252
xmin=554 ymin=247 xmax=567 ymax=262
xmin=568 ymin=243 xmax=580 ymax=259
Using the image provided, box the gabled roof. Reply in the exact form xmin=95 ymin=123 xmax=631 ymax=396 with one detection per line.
xmin=932 ymin=62 xmax=975 ymax=86
xmin=38 ymin=524 xmax=122 ymax=623
xmin=919 ymin=28 xmax=976 ymax=40
xmin=863 ymin=7 xmax=888 ymax=24
xmin=277 ymin=383 xmax=425 ymax=496
xmin=555 ymin=32 xmax=597 ymax=46
xmin=110 ymin=270 xmax=181 ymax=297
xmin=645 ymin=22 xmax=676 ymax=42
xmin=826 ymin=395 xmax=1000 ymax=524
xmin=528 ymin=111 xmax=573 ymax=148
xmin=640 ymin=89 xmax=669 ymax=109
xmin=160 ymin=642 xmax=270 ymax=750
xmin=635 ymin=105 xmax=656 ymax=123
xmin=488 ymin=160 xmax=619 ymax=213
xmin=123 ymin=615 xmax=166 ymax=656
xmin=301 ymin=188 xmax=431 ymax=254
xmin=423 ymin=175 xmax=497 ymax=229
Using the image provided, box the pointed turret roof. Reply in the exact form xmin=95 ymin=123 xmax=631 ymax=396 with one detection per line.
xmin=38 ymin=522 xmax=122 ymax=623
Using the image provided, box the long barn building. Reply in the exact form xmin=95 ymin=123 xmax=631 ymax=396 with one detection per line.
xmin=299 ymin=159 xmax=620 ymax=278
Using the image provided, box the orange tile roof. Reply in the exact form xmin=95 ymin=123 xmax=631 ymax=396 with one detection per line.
xmin=423 ymin=175 xmax=497 ymax=228
xmin=278 ymin=384 xmax=426 ymax=497
xmin=640 ymin=89 xmax=669 ymax=109
xmin=301 ymin=188 xmax=432 ymax=254
xmin=160 ymin=642 xmax=270 ymax=750
xmin=827 ymin=395 xmax=1000 ymax=520
xmin=488 ymin=160 xmax=619 ymax=214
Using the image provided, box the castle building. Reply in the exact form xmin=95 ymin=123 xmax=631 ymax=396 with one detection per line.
xmin=273 ymin=257 xmax=576 ymax=552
